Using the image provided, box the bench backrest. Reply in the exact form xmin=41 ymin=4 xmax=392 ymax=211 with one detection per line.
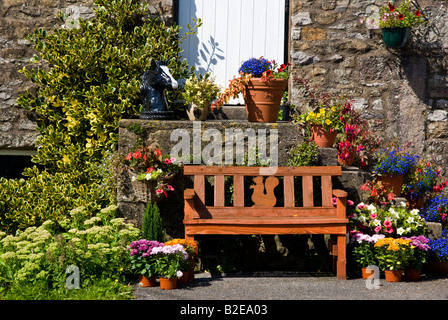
xmin=183 ymin=166 xmax=343 ymax=218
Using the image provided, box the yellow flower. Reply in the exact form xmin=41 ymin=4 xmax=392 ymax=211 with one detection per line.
xmin=319 ymin=108 xmax=325 ymax=114
xmin=325 ymin=119 xmax=332 ymax=125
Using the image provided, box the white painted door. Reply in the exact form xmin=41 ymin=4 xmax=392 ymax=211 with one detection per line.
xmin=177 ymin=0 xmax=286 ymax=104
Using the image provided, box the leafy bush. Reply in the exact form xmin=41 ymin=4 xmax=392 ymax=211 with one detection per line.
xmin=287 ymin=141 xmax=319 ymax=166
xmin=0 ymin=205 xmax=140 ymax=299
xmin=18 ymin=0 xmax=198 ymax=176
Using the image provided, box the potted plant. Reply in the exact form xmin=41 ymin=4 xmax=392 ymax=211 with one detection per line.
xmin=403 ymin=158 xmax=446 ymax=209
xmin=351 ymin=232 xmax=385 ymax=278
xmin=426 ymin=238 xmax=448 ymax=276
xmin=182 ymin=72 xmax=221 ymax=121
xmin=123 ymin=146 xmax=182 ymax=202
xmin=211 ymin=57 xmax=290 ymax=122
xmin=150 ymin=243 xmax=189 ymax=289
xmin=374 ymin=237 xmax=413 ymax=282
xmin=165 ymin=238 xmax=199 ymax=283
xmin=362 ymin=1 xmax=426 ymax=47
xmin=128 ymin=239 xmax=165 ymax=287
xmin=402 ymin=235 xmax=430 ymax=281
xmin=349 ymin=202 xmax=427 ymax=237
xmin=371 ymin=147 xmax=418 ymax=197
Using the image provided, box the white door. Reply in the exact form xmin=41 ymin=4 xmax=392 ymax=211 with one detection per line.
xmin=177 ymin=0 xmax=286 ymax=104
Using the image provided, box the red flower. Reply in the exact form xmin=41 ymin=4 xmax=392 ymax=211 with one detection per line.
xmin=415 ymin=10 xmax=421 ymax=17
xmin=398 ymin=14 xmax=404 ymax=20
xmin=266 ymin=70 xmax=273 ymax=76
xmin=388 ymin=2 xmax=395 ymax=11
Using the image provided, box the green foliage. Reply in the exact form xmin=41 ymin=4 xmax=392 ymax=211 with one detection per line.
xmin=17 ymin=0 xmax=199 ymax=175
xmin=142 ymin=201 xmax=164 ymax=242
xmin=0 ymin=205 xmax=140 ymax=299
xmin=287 ymin=141 xmax=320 ymax=167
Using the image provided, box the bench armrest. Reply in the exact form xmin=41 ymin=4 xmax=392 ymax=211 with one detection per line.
xmin=184 ymin=188 xmax=195 ymax=200
xmin=333 ymin=189 xmax=348 ymax=198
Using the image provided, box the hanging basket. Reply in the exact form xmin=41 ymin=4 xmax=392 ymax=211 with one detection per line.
xmin=382 ymin=28 xmax=410 ymax=48
xmin=128 ymin=170 xmax=175 ymax=203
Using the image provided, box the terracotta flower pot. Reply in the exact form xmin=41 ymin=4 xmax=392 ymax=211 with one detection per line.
xmin=338 ymin=151 xmax=356 ymax=166
xmin=377 ymin=174 xmax=404 ymax=197
xmin=361 ymin=267 xmax=375 ymax=279
xmin=178 ymin=270 xmax=190 ymax=284
xmin=159 ymin=277 xmax=177 ymax=290
xmin=139 ymin=275 xmax=157 ymax=287
xmin=311 ymin=125 xmax=337 ymax=148
xmin=385 ymin=269 xmax=403 ymax=282
xmin=243 ymin=78 xmax=288 ymax=123
xmin=404 ymin=268 xmax=421 ymax=281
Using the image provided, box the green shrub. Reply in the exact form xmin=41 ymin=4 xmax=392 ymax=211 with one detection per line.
xmin=0 ymin=205 xmax=140 ymax=299
xmin=142 ymin=201 xmax=164 ymax=242
xmin=287 ymin=141 xmax=320 ymax=167
xmin=18 ymin=0 xmax=199 ymax=176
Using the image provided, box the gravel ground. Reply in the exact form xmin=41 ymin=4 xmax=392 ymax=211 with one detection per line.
xmin=133 ymin=271 xmax=448 ymax=301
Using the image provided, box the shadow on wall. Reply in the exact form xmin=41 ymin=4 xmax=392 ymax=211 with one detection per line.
xmin=400 ymin=5 xmax=448 ymax=102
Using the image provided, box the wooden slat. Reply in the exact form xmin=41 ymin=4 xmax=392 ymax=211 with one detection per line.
xmin=214 ymin=175 xmax=225 ymax=206
xmin=199 ymin=206 xmax=337 ymax=217
xmin=283 ymin=175 xmax=295 ymax=207
xmin=194 ymin=174 xmax=205 ymax=204
xmin=184 ymin=224 xmax=347 ymax=236
xmin=183 ymin=165 xmax=342 ymax=176
xmin=184 ymin=216 xmax=347 ymax=225
xmin=302 ymin=175 xmax=314 ymax=207
xmin=233 ymin=175 xmax=244 ymax=206
xmin=321 ymin=175 xmax=333 ymax=207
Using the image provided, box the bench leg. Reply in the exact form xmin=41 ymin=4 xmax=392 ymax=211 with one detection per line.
xmin=336 ymin=234 xmax=346 ymax=280
xmin=184 ymin=229 xmax=194 ymax=241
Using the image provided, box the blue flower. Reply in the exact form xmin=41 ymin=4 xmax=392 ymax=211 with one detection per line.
xmin=372 ymin=148 xmax=418 ymax=176
xmin=238 ymin=57 xmax=272 ymax=77
xmin=428 ymin=238 xmax=448 ymax=262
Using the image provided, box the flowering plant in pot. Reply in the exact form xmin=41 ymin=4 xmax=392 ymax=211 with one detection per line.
xmin=351 ymin=232 xmax=385 ymax=277
xmin=123 ymin=146 xmax=182 ymax=200
xmin=211 ymin=57 xmax=290 ymax=122
xmin=182 ymin=72 xmax=221 ymax=121
xmin=127 ymin=239 xmax=165 ymax=286
xmin=164 ymin=238 xmax=199 ymax=282
xmin=420 ymin=195 xmax=448 ymax=231
xmin=374 ymin=237 xmax=413 ymax=281
xmin=150 ymin=243 xmax=189 ymax=289
xmin=371 ymin=147 xmax=419 ymax=196
xmin=403 ymin=158 xmax=446 ymax=208
xmin=402 ymin=235 xmax=430 ymax=279
xmin=349 ymin=202 xmax=427 ymax=237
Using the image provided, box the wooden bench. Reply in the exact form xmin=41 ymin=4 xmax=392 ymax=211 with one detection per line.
xmin=183 ymin=165 xmax=348 ymax=280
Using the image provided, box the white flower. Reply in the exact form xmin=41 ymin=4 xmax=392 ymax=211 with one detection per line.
xmin=406 ymin=216 xmax=414 ymax=224
xmin=400 ymin=201 xmax=407 ymax=208
xmin=131 ymin=175 xmax=136 ymax=182
xmin=145 ymin=173 xmax=151 ymax=180
xmin=397 ymin=227 xmax=405 ymax=235
xmin=411 ymin=209 xmax=420 ymax=216
xmin=176 ymin=270 xmax=183 ymax=278
xmin=367 ymin=204 xmax=377 ymax=213
xmin=373 ymin=219 xmax=381 ymax=226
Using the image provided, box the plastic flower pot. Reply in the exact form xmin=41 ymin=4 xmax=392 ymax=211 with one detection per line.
xmin=139 ymin=275 xmax=157 ymax=287
xmin=243 ymin=78 xmax=288 ymax=123
xmin=385 ymin=269 xmax=403 ymax=282
xmin=382 ymin=28 xmax=410 ymax=48
xmin=159 ymin=277 xmax=178 ymax=290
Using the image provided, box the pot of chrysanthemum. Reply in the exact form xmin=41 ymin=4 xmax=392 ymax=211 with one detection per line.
xmin=159 ymin=277 xmax=178 ymax=290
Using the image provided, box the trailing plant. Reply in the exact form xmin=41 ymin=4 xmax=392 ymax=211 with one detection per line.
xmin=141 ymin=201 xmax=164 ymax=243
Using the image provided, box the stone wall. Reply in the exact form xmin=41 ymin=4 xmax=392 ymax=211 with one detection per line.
xmin=289 ymin=0 xmax=448 ymax=171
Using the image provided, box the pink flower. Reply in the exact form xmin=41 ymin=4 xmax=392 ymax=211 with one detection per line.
xmin=347 ymin=200 xmax=354 ymax=206
xmin=374 ymin=225 xmax=382 ymax=233
xmin=357 ymin=203 xmax=366 ymax=210
xmin=331 ymin=197 xmax=337 ymax=206
xmin=385 ymin=227 xmax=394 ymax=233
xmin=383 ymin=220 xmax=392 ymax=228
xmin=156 ymin=189 xmax=163 ymax=194
xmin=370 ymin=213 xmax=377 ymax=219
xmin=167 ymin=185 xmax=175 ymax=191
xmin=164 ymin=158 xmax=173 ymax=164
